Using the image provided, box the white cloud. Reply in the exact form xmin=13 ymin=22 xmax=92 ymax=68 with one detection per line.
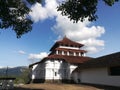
xmin=18 ymin=50 xmax=26 ymax=55
xmin=53 ymin=15 xmax=105 ymax=53
xmin=29 ymin=0 xmax=58 ymax=22
xmin=28 ymin=52 xmax=48 ymax=60
xmin=29 ymin=0 xmax=105 ymax=54
xmin=29 ymin=3 xmax=48 ymax=22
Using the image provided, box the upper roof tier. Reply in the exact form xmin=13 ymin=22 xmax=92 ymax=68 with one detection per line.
xmin=50 ymin=37 xmax=84 ymax=51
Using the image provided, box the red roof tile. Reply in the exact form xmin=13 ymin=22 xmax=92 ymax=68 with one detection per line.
xmin=44 ymin=55 xmax=92 ymax=64
xmin=57 ymin=37 xmax=83 ymax=46
xmin=50 ymin=37 xmax=84 ymax=51
xmin=29 ymin=55 xmax=92 ymax=67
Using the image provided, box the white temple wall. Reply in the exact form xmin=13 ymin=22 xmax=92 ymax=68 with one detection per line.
xmin=31 ymin=59 xmax=77 ymax=81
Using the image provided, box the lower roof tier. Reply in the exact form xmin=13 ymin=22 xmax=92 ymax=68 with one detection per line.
xmin=29 ymin=55 xmax=93 ymax=67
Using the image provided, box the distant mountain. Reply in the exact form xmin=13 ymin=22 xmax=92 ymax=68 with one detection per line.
xmin=0 ymin=66 xmax=28 ymax=76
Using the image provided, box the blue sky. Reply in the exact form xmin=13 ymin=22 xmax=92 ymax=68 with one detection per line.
xmin=0 ymin=0 xmax=120 ymax=67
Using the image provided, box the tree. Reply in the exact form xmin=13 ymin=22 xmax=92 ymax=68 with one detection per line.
xmin=0 ymin=0 xmax=41 ymax=38
xmin=57 ymin=0 xmax=119 ymax=23
xmin=0 ymin=0 xmax=119 ymax=38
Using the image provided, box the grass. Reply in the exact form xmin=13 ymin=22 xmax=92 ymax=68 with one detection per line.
xmin=14 ymin=83 xmax=101 ymax=90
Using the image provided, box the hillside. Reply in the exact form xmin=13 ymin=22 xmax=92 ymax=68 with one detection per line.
xmin=0 ymin=66 xmax=28 ymax=76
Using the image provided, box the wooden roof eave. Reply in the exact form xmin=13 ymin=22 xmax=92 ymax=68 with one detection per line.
xmin=55 ymin=47 xmax=87 ymax=53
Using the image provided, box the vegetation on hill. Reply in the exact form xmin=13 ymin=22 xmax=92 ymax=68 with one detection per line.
xmin=14 ymin=68 xmax=30 ymax=84
xmin=0 ymin=66 xmax=30 ymax=84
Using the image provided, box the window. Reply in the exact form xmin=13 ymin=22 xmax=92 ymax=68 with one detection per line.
xmin=70 ymin=45 xmax=73 ymax=47
xmin=55 ymin=72 xmax=57 ymax=76
xmin=81 ymin=52 xmax=84 ymax=56
xmin=69 ymin=51 xmax=73 ymax=56
xmin=60 ymin=44 xmax=63 ymax=46
xmin=76 ymin=52 xmax=79 ymax=56
xmin=65 ymin=44 xmax=68 ymax=46
xmin=58 ymin=50 xmax=62 ymax=55
xmin=109 ymin=66 xmax=120 ymax=76
xmin=64 ymin=51 xmax=67 ymax=55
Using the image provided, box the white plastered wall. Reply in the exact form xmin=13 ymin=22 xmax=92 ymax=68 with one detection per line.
xmin=31 ymin=59 xmax=77 ymax=81
xmin=80 ymin=67 xmax=120 ymax=87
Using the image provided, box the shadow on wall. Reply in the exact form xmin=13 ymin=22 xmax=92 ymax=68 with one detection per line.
xmin=58 ymin=60 xmax=71 ymax=83
xmin=71 ymin=70 xmax=81 ymax=84
xmin=30 ymin=60 xmax=72 ymax=83
xmin=30 ymin=62 xmax=46 ymax=83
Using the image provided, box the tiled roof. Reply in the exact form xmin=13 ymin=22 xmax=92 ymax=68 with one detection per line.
xmin=29 ymin=55 xmax=92 ymax=67
xmin=50 ymin=37 xmax=84 ymax=51
xmin=44 ymin=55 xmax=92 ymax=64
xmin=78 ymin=52 xmax=120 ymax=69
xmin=57 ymin=37 xmax=83 ymax=46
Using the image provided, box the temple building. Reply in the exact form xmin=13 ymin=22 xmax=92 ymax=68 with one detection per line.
xmin=29 ymin=37 xmax=92 ymax=83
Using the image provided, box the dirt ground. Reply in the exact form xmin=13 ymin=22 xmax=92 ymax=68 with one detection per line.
xmin=14 ymin=83 xmax=102 ymax=90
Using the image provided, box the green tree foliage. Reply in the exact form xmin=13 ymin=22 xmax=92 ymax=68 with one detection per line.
xmin=57 ymin=0 xmax=119 ymax=23
xmin=21 ymin=68 xmax=30 ymax=84
xmin=0 ymin=0 xmax=41 ymax=38
xmin=0 ymin=0 xmax=119 ymax=38
xmin=14 ymin=68 xmax=30 ymax=84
